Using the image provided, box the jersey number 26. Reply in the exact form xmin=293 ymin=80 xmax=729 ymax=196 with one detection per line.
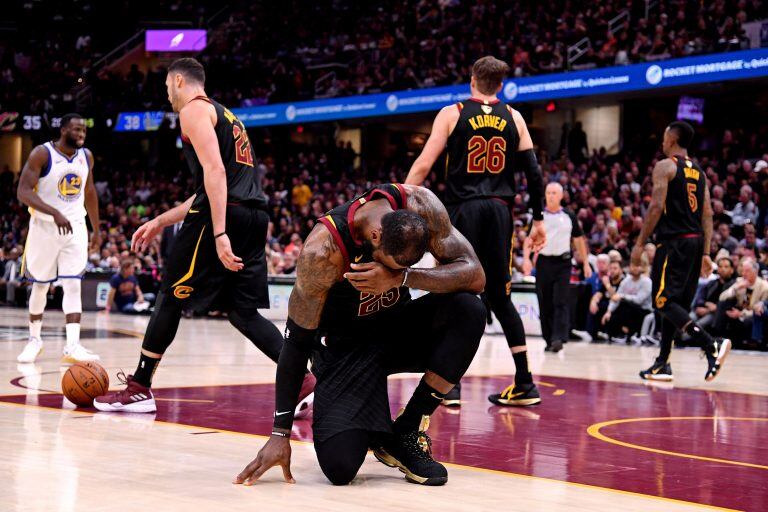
xmin=467 ymin=135 xmax=506 ymax=174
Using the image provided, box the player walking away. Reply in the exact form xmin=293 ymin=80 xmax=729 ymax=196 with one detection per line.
xmin=16 ymin=113 xmax=101 ymax=363
xmin=94 ymin=58 xmax=314 ymax=412
xmin=632 ymin=121 xmax=731 ymax=382
xmin=405 ymin=56 xmax=546 ymax=407
xmin=235 ymin=184 xmax=487 ymax=486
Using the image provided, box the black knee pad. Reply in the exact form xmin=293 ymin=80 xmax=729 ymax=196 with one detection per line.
xmin=319 ymin=459 xmax=360 ymax=486
xmin=446 ymin=292 xmax=487 ymax=329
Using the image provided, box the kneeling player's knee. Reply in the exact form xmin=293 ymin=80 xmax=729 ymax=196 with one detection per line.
xmin=319 ymin=457 xmax=362 ymax=486
xmin=447 ymin=292 xmax=486 ymax=329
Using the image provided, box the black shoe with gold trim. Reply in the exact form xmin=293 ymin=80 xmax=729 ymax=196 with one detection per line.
xmin=373 ymin=416 xmax=448 ymax=486
xmin=487 ymin=382 xmax=541 ymax=406
xmin=639 ymin=359 xmax=673 ymax=381
xmin=441 ymin=383 xmax=461 ymax=407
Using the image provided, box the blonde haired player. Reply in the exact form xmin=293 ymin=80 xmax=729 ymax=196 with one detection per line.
xmin=16 ymin=113 xmax=101 ymax=363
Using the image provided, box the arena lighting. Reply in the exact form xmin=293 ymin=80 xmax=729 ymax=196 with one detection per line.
xmin=546 ymin=101 xmax=557 ymax=112
xmin=296 ymin=125 xmax=304 ymax=133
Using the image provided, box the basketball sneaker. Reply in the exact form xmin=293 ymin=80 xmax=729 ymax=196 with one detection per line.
xmin=62 ymin=344 xmax=100 ymax=363
xmin=488 ymin=382 xmax=541 ymax=406
xmin=93 ymin=372 xmax=156 ymax=413
xmin=441 ymin=382 xmax=461 ymax=407
xmin=704 ymin=338 xmax=731 ymax=382
xmin=294 ymin=372 xmax=316 ymax=419
xmin=373 ymin=415 xmax=447 ymax=486
xmin=17 ymin=337 xmax=43 ymax=363
xmin=639 ymin=359 xmax=673 ymax=381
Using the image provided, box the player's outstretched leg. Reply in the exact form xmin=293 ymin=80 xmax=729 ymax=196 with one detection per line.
xmin=94 ymin=291 xmax=182 ymax=412
xmin=486 ymin=295 xmax=541 ymax=406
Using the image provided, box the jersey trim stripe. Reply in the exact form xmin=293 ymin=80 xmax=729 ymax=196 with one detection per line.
xmin=172 ymin=225 xmax=207 ymax=287
xmin=41 ymin=145 xmax=53 ymax=178
xmin=392 ymin=183 xmax=408 ymax=207
xmin=654 ymin=255 xmax=669 ymax=309
xmin=50 ymin=143 xmax=79 ymax=163
xmin=318 ymin=216 xmax=350 ymax=271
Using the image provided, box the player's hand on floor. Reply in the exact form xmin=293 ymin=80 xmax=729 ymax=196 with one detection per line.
xmin=131 ymin=218 xmax=162 ymax=253
xmin=345 ymin=262 xmax=403 ymax=294
xmin=234 ymin=436 xmax=295 ymax=485
xmin=215 ymin=234 xmax=244 ymax=271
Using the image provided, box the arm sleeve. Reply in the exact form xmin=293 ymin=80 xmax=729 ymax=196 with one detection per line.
xmin=272 ymin=318 xmax=316 ymax=431
xmin=518 ymin=149 xmax=543 ymax=221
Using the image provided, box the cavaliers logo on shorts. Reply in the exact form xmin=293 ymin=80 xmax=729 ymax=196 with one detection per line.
xmin=57 ymin=173 xmax=83 ymax=201
xmin=174 ymin=286 xmax=194 ymax=299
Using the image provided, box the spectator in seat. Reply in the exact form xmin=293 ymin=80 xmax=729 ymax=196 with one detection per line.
xmin=713 ymin=258 xmax=768 ymax=347
xmin=690 ymin=256 xmax=736 ymax=332
xmin=1 ymin=248 xmax=24 ymax=305
xmin=105 ymin=259 xmax=155 ymax=314
xmin=717 ymin=223 xmax=739 ymax=254
xmin=601 ymin=257 xmax=653 ymax=341
xmin=731 ymin=185 xmax=758 ymax=227
xmin=588 ymin=259 xmax=625 ymax=339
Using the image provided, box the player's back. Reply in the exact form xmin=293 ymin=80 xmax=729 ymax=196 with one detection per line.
xmin=654 ymin=155 xmax=706 ymax=239
xmin=444 ymin=98 xmax=519 ymax=203
xmin=181 ymin=97 xmax=266 ymax=210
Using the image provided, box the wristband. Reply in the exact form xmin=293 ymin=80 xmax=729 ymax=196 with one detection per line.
xmin=214 ymin=231 xmax=227 ymax=239
xmin=271 ymin=430 xmax=289 ymax=438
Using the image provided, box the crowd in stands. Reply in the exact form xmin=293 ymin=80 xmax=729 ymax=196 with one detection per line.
xmin=2 ymin=0 xmax=766 ymax=114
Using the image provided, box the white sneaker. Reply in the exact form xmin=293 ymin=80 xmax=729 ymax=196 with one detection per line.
xmin=62 ymin=344 xmax=100 ymax=363
xmin=17 ymin=338 xmax=43 ymax=363
xmin=294 ymin=392 xmax=314 ymax=419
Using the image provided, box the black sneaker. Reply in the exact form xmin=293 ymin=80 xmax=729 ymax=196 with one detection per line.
xmin=639 ymin=359 xmax=673 ymax=381
xmin=549 ymin=339 xmax=563 ymax=353
xmin=442 ymin=383 xmax=461 ymax=407
xmin=488 ymin=382 xmax=541 ymax=406
xmin=704 ymin=338 xmax=731 ymax=382
xmin=373 ymin=416 xmax=447 ymax=486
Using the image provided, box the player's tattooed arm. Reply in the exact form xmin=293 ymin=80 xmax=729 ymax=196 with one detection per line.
xmin=632 ymin=159 xmax=675 ymax=266
xmin=402 ymin=185 xmax=486 ymax=294
xmin=288 ymin=225 xmax=344 ymax=329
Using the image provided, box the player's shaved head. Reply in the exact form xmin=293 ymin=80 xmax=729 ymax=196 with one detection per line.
xmin=667 ymin=121 xmax=694 ymax=149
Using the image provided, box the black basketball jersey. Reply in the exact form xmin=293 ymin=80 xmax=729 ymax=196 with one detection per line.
xmin=181 ymin=96 xmax=266 ymax=211
xmin=317 ymin=184 xmax=411 ymax=334
xmin=654 ymin=155 xmax=706 ymax=239
xmin=444 ymin=98 xmax=520 ymax=203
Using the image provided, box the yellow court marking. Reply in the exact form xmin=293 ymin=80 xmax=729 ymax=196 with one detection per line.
xmin=588 ymin=416 xmax=768 ymax=470
xmin=630 ymin=393 xmax=648 ymax=397
xmin=0 ymin=401 xmax=739 ymax=511
xmin=553 ymin=389 xmax=566 ymax=396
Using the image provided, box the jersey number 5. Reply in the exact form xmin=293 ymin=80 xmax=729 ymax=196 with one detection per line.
xmin=686 ymin=183 xmax=698 ymax=212
xmin=232 ymin=125 xmax=254 ymax=167
xmin=467 ymin=135 xmax=506 ymax=174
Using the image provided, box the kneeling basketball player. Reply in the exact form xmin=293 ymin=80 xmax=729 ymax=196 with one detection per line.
xmin=236 ymin=183 xmax=486 ymax=486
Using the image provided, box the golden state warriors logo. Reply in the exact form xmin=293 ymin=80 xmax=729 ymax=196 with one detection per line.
xmin=57 ymin=173 xmax=83 ymax=201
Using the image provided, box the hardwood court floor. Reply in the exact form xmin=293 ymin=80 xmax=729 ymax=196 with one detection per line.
xmin=1 ymin=308 xmax=766 ymax=511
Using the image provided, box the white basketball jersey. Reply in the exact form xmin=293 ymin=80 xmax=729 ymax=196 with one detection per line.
xmin=31 ymin=142 xmax=90 ymax=223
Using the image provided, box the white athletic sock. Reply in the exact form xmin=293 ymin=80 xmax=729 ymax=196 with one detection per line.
xmin=65 ymin=323 xmax=80 ymax=349
xmin=29 ymin=320 xmax=42 ymax=341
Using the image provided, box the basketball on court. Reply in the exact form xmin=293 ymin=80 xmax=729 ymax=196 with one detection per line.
xmin=61 ymin=362 xmax=109 ymax=407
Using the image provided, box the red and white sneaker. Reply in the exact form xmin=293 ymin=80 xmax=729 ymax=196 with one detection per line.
xmin=294 ymin=372 xmax=316 ymax=419
xmin=93 ymin=372 xmax=156 ymax=413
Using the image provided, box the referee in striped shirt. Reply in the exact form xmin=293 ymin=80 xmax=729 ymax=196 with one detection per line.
xmin=523 ymin=182 xmax=591 ymax=352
